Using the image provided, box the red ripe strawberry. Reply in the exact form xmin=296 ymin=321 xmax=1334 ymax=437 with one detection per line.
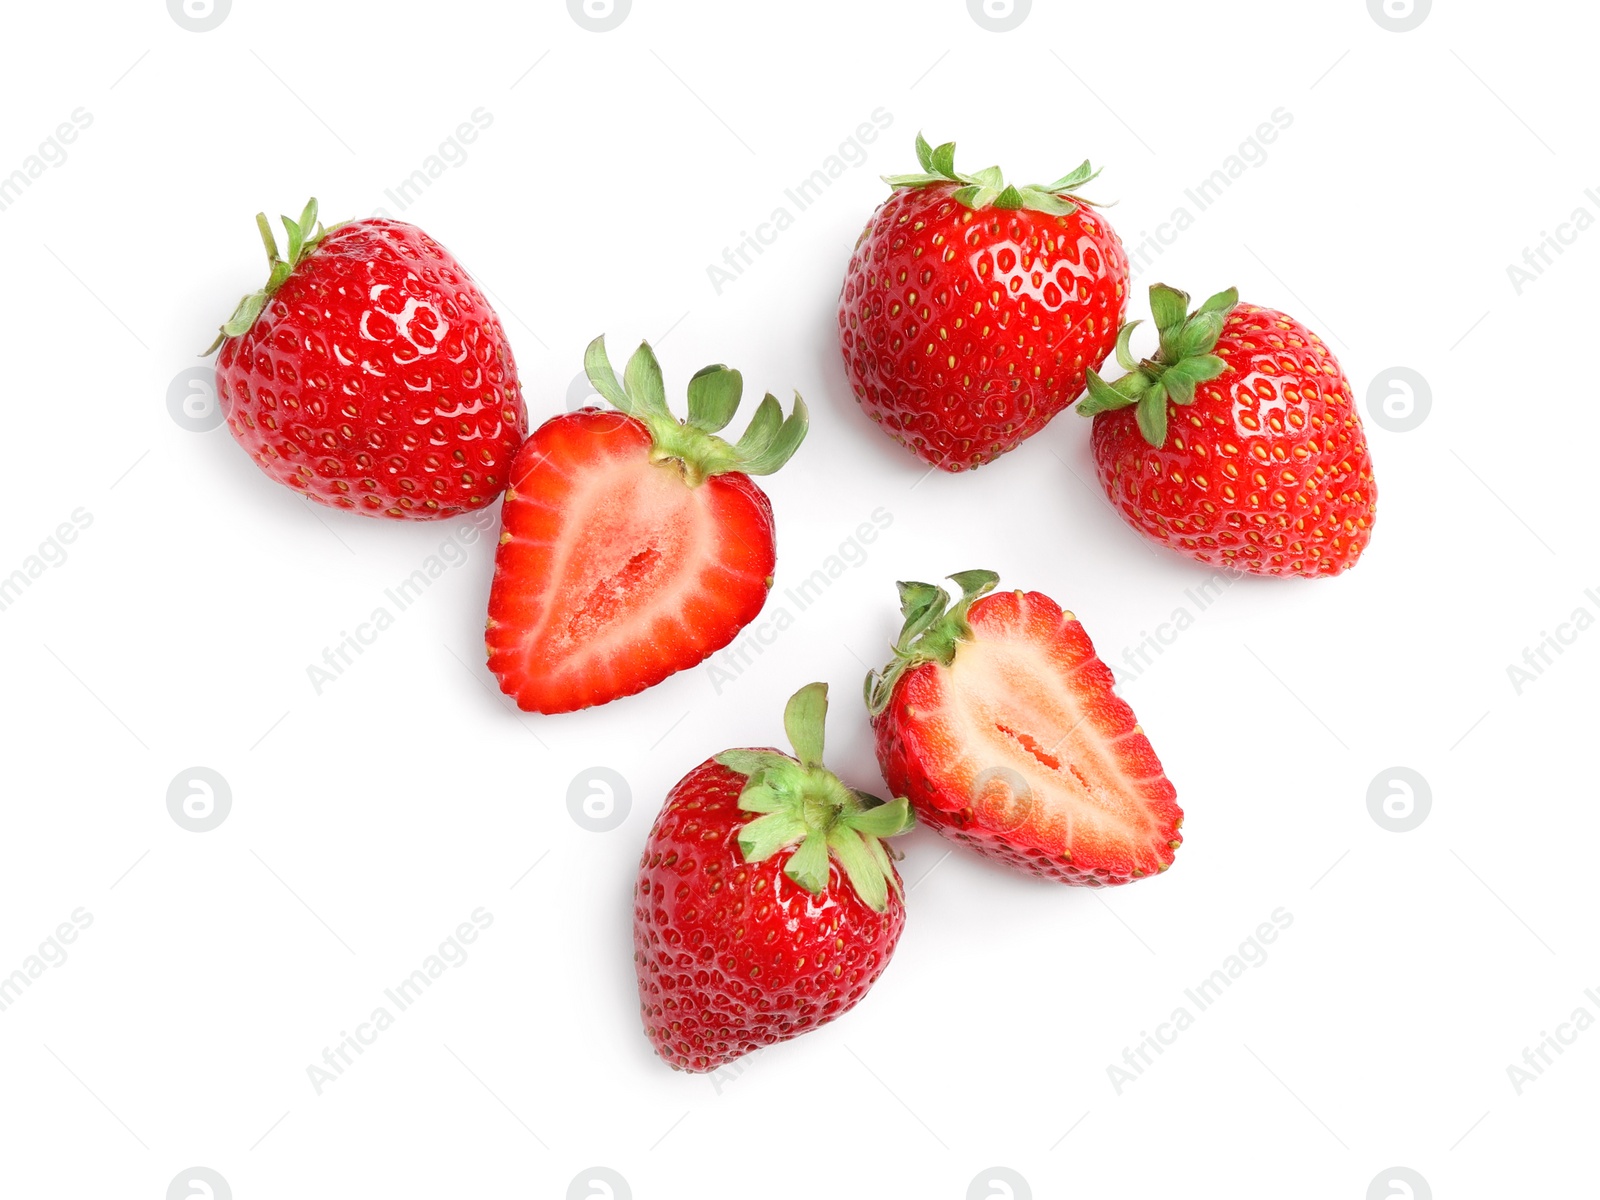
xmin=210 ymin=199 xmax=526 ymax=519
xmin=1080 ymin=283 xmax=1377 ymax=577
xmin=866 ymin=571 xmax=1182 ymax=886
xmin=838 ymin=134 xmax=1128 ymax=471
xmin=635 ymin=683 xmax=914 ymax=1072
xmin=487 ymin=337 xmax=807 ymax=714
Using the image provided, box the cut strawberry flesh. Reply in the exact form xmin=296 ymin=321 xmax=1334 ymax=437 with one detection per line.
xmin=899 ymin=590 xmax=1180 ymax=880
xmin=487 ymin=412 xmax=775 ymax=713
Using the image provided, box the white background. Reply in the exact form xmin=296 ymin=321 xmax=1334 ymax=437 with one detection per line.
xmin=1 ymin=0 xmax=1593 ymax=1197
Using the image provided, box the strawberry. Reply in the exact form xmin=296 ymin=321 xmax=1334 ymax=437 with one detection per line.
xmin=1079 ymin=283 xmax=1377 ymax=577
xmin=837 ymin=134 xmax=1128 ymax=471
xmin=866 ymin=571 xmax=1182 ymax=886
xmin=487 ymin=337 xmax=807 ymax=714
xmin=210 ymin=199 xmax=527 ymax=519
xmin=634 ymin=682 xmax=914 ymax=1072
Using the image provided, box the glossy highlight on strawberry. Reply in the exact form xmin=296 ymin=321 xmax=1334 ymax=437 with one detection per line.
xmin=212 ymin=200 xmax=527 ymax=519
xmin=635 ymin=683 xmax=914 ymax=1072
xmin=867 ymin=571 xmax=1182 ymax=885
xmin=839 ymin=134 xmax=1129 ymax=470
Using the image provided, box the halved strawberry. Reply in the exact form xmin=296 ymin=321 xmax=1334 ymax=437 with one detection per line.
xmin=866 ymin=571 xmax=1182 ymax=885
xmin=487 ymin=338 xmax=806 ymax=713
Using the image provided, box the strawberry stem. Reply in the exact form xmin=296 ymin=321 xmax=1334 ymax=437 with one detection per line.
xmin=881 ymin=132 xmax=1103 ymax=216
xmin=1077 ymin=282 xmax=1239 ymax=448
xmin=205 ymin=198 xmax=341 ymax=355
xmin=583 ymin=335 xmax=808 ymax=486
xmin=864 ymin=570 xmax=998 ymax=716
xmin=716 ymin=683 xmax=913 ymax=913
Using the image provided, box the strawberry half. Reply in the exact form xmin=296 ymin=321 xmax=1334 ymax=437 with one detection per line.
xmin=635 ymin=683 xmax=914 ymax=1072
xmin=487 ymin=337 xmax=807 ymax=713
xmin=866 ymin=571 xmax=1182 ymax=885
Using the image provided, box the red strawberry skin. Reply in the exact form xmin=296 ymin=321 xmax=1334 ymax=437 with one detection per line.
xmin=486 ymin=411 xmax=776 ymax=714
xmin=873 ymin=589 xmax=1182 ymax=885
xmin=838 ymin=184 xmax=1128 ymax=470
xmin=215 ymin=218 xmax=526 ymax=518
xmin=634 ymin=754 xmax=905 ymax=1073
xmin=1091 ymin=303 xmax=1376 ymax=577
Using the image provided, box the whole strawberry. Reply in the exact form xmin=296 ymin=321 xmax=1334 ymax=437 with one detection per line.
xmin=1080 ymin=283 xmax=1377 ymax=577
xmin=838 ymin=134 xmax=1128 ymax=471
xmin=210 ymin=199 xmax=526 ymax=519
xmin=867 ymin=571 xmax=1182 ymax=886
xmin=488 ymin=337 xmax=806 ymax=714
xmin=634 ymin=683 xmax=913 ymax=1072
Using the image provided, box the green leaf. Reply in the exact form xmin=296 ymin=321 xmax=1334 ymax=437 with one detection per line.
xmin=882 ymin=171 xmax=945 ymax=188
xmin=732 ymin=392 xmax=781 ymax=458
xmin=1163 ymin=369 xmax=1195 ymax=406
xmin=1148 ymin=284 xmax=1190 ymax=338
xmin=1174 ymin=311 xmax=1224 ymax=358
xmin=1077 ymin=368 xmax=1140 ymax=416
xmin=1197 ymin=286 xmax=1239 ymax=316
xmin=255 ymin=212 xmax=280 ymax=263
xmin=827 ymin=827 xmax=888 ymax=913
xmin=583 ymin=335 xmax=633 ymax=415
xmin=738 ymin=396 xmax=808 ymax=475
xmin=1136 ymin=387 xmax=1169 ymax=447
xmin=948 ymin=569 xmax=999 ymax=601
xmin=738 ymin=810 xmax=808 ymax=863
xmin=895 ymin=581 xmax=949 ymax=646
xmin=782 ymin=682 xmax=829 ymax=767
xmin=967 ymin=165 xmax=1003 ymax=189
xmin=914 ymin=131 xmax=935 ymax=173
xmin=992 ymin=184 xmax=1025 ymax=210
xmin=930 ymin=140 xmax=957 ymax=178
xmin=686 ymin=364 xmax=743 ymax=433
xmin=623 ymin=341 xmax=670 ymax=420
xmin=282 ymin=216 xmax=304 ymax=265
xmin=784 ymin=832 xmax=830 ymax=896
xmin=1114 ymin=320 xmax=1142 ymax=372
xmin=716 ymin=749 xmax=792 ymax=780
xmin=952 ymin=184 xmax=1000 ymax=209
xmin=733 ymin=780 xmax=784 ymax=814
xmin=844 ymin=795 xmax=915 ymax=839
xmin=1163 ymin=353 xmax=1228 ymax=400
xmin=1016 ymin=187 xmax=1075 ymax=216
xmin=1040 ymin=160 xmax=1100 ymax=192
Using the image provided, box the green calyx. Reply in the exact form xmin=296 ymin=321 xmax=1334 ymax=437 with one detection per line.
xmin=584 ymin=335 xmax=808 ymax=487
xmin=205 ymin=198 xmax=339 ymax=355
xmin=882 ymin=132 xmax=1102 ymax=216
xmin=863 ymin=570 xmax=998 ymax=717
xmin=1077 ymin=282 xmax=1240 ymax=448
xmin=715 ymin=682 xmax=914 ymax=914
